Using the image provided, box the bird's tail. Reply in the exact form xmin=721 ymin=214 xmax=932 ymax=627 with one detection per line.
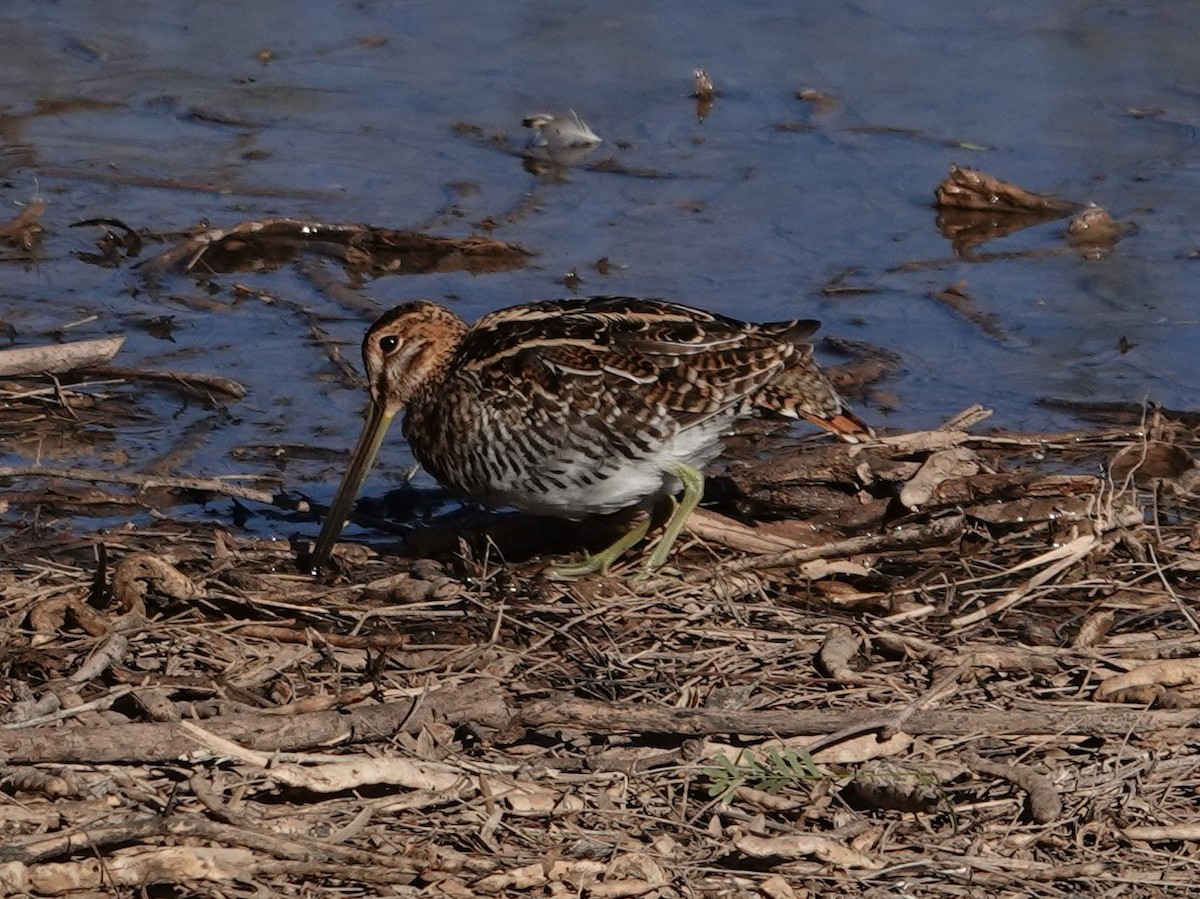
xmin=801 ymin=408 xmax=874 ymax=443
xmin=756 ymin=353 xmax=874 ymax=442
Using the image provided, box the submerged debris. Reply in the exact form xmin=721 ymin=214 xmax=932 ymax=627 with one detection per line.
xmin=794 ymin=87 xmax=840 ymax=114
xmin=928 ymin=280 xmax=1008 ymax=342
xmin=0 ymin=344 xmax=256 ymax=522
xmin=141 ymin=217 xmax=532 ymax=280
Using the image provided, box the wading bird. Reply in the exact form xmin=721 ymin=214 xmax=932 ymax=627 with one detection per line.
xmin=310 ymin=296 xmax=870 ymax=577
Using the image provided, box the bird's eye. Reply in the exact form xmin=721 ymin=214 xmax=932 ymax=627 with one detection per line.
xmin=379 ymin=335 xmax=399 ymax=353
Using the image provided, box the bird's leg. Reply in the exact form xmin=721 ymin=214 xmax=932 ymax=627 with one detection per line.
xmin=642 ymin=462 xmax=703 ymax=573
xmin=550 ymin=463 xmax=704 ymax=578
xmin=550 ymin=511 xmax=654 ymax=579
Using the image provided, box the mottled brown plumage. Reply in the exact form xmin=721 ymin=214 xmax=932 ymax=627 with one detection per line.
xmin=311 ymin=296 xmax=871 ymax=575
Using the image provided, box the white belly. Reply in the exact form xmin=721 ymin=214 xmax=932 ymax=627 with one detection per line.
xmin=485 ymin=419 xmax=725 ymax=519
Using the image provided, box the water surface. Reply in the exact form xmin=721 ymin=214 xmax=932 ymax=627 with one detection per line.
xmin=1 ymin=0 xmax=1197 ymax=540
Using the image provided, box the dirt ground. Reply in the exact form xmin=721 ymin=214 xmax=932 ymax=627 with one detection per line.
xmin=3 ymin=398 xmax=1200 ymax=897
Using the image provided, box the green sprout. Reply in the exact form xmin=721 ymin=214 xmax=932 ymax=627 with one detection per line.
xmin=702 ymin=746 xmax=824 ymax=803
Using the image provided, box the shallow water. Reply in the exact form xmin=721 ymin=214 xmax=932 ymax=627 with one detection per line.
xmin=1 ymin=0 xmax=1197 ymax=540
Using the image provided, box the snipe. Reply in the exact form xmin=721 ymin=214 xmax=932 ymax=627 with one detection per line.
xmin=310 ymin=296 xmax=871 ymax=576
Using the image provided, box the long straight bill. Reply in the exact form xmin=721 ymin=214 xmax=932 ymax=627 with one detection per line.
xmin=309 ymin=400 xmax=396 ymax=573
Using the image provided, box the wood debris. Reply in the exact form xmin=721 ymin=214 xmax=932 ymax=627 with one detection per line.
xmin=0 ymin=336 xmax=124 ymax=377
xmin=934 ymin=165 xmax=1081 ymax=256
xmin=935 ymin=165 xmax=1078 ymax=215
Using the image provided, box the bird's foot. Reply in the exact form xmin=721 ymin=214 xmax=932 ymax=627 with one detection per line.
xmin=547 ymin=511 xmax=654 ymax=580
xmin=548 ymin=554 xmax=608 ymax=580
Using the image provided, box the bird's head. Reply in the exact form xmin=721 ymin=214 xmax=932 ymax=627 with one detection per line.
xmin=363 ymin=301 xmax=468 ymax=415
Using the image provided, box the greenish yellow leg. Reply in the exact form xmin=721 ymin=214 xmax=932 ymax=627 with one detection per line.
xmin=642 ymin=462 xmax=704 ymax=573
xmin=550 ymin=513 xmax=654 ymax=579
